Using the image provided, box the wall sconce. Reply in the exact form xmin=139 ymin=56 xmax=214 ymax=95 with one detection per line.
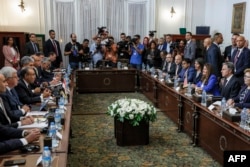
xmin=170 ymin=6 xmax=176 ymax=17
xmin=18 ymin=0 xmax=25 ymax=12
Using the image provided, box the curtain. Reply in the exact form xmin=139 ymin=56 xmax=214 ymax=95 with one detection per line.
xmin=55 ymin=1 xmax=75 ymax=67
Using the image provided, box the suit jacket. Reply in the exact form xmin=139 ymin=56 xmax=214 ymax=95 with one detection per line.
xmin=178 ymin=66 xmax=195 ymax=82
xmin=0 ymin=125 xmax=23 ymax=154
xmin=192 ymin=71 xmax=202 ymax=84
xmin=175 ymin=64 xmax=182 ymax=77
xmin=220 ymin=76 xmax=241 ymax=100
xmin=196 ymin=74 xmax=220 ymax=95
xmin=231 ymin=47 xmax=250 ymax=78
xmin=0 ymin=104 xmax=18 ymax=128
xmin=224 ymin=45 xmax=236 ymax=61
xmin=44 ymin=39 xmax=63 ymax=68
xmin=184 ymin=40 xmax=196 ymax=61
xmin=233 ymin=85 xmax=250 ymax=109
xmin=30 ymin=67 xmax=43 ymax=89
xmin=25 ymin=41 xmax=40 ymax=56
xmin=205 ymin=44 xmax=221 ymax=77
xmin=145 ymin=49 xmax=162 ymax=68
xmin=15 ymin=79 xmax=41 ymax=105
xmin=163 ymin=62 xmax=176 ymax=77
xmin=0 ymin=90 xmax=24 ymax=122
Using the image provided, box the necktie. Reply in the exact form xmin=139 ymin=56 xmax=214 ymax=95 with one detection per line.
xmin=167 ymin=63 xmax=171 ymax=72
xmin=52 ymin=40 xmax=59 ymax=56
xmin=33 ymin=42 xmax=38 ymax=53
xmin=224 ymin=79 xmax=228 ymax=87
xmin=175 ymin=65 xmax=179 ymax=76
xmin=234 ymin=50 xmax=240 ymax=66
xmin=0 ymin=97 xmax=11 ymax=124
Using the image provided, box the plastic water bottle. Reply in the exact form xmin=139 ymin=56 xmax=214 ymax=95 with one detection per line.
xmin=54 ymin=109 xmax=62 ymax=130
xmin=78 ymin=62 xmax=82 ymax=70
xmin=146 ymin=64 xmax=150 ymax=72
xmin=165 ymin=73 xmax=169 ymax=82
xmin=240 ymin=108 xmax=248 ymax=129
xmin=42 ymin=146 xmax=51 ymax=167
xmin=58 ymin=97 xmax=64 ymax=109
xmin=142 ymin=63 xmax=145 ymax=71
xmin=174 ymin=77 xmax=178 ymax=88
xmin=49 ymin=122 xmax=57 ymax=148
xmin=117 ymin=62 xmax=121 ymax=69
xmin=89 ymin=63 xmax=93 ymax=70
xmin=201 ymin=90 xmax=207 ymax=106
xmin=187 ymin=82 xmax=192 ymax=96
xmin=221 ymin=97 xmax=226 ymax=115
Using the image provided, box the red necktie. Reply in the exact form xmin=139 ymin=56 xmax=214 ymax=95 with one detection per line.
xmin=52 ymin=40 xmax=59 ymax=56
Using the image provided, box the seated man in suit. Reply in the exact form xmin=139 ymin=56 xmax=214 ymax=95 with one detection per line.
xmin=0 ymin=67 xmax=30 ymax=119
xmin=0 ymin=125 xmax=40 ymax=154
xmin=15 ymin=67 xmax=51 ymax=105
xmin=220 ymin=62 xmax=241 ymax=100
xmin=40 ymin=57 xmax=54 ymax=83
xmin=178 ymin=58 xmax=195 ymax=84
xmin=174 ymin=54 xmax=183 ymax=78
xmin=227 ymin=68 xmax=250 ymax=109
xmin=0 ymin=72 xmax=34 ymax=128
xmin=162 ymin=53 xmax=176 ymax=77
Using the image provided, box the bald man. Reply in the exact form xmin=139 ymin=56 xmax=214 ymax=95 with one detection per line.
xmin=203 ymin=37 xmax=221 ymax=77
xmin=231 ymin=36 xmax=250 ymax=85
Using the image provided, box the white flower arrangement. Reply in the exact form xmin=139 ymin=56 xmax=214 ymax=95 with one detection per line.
xmin=107 ymin=98 xmax=157 ymax=126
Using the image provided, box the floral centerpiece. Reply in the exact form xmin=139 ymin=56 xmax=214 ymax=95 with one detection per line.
xmin=107 ymin=98 xmax=157 ymax=126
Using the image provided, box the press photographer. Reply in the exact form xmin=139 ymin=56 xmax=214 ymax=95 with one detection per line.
xmin=80 ymin=39 xmax=90 ymax=63
xmin=104 ymin=37 xmax=117 ymax=67
xmin=117 ymin=33 xmax=130 ymax=59
xmin=90 ymin=37 xmax=104 ymax=67
xmin=149 ymin=30 xmax=158 ymax=43
xmin=130 ymin=34 xmax=144 ymax=70
xmin=64 ymin=33 xmax=83 ymax=70
xmin=92 ymin=26 xmax=109 ymax=45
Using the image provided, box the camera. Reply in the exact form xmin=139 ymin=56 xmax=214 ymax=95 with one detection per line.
xmin=130 ymin=38 xmax=137 ymax=45
xmin=170 ymin=42 xmax=179 ymax=50
xmin=97 ymin=26 xmax=107 ymax=34
xmin=96 ymin=44 xmax=102 ymax=50
xmin=149 ymin=30 xmax=157 ymax=37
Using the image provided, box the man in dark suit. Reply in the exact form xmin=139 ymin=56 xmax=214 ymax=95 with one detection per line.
xmin=0 ymin=72 xmax=34 ymax=128
xmin=44 ymin=29 xmax=63 ymax=68
xmin=15 ymin=67 xmax=51 ymax=105
xmin=25 ymin=33 xmax=40 ymax=56
xmin=162 ymin=53 xmax=176 ymax=77
xmin=184 ymin=32 xmax=196 ymax=62
xmin=231 ymin=36 xmax=250 ymax=85
xmin=0 ymin=67 xmax=30 ymax=118
xmin=178 ymin=58 xmax=195 ymax=83
xmin=220 ymin=62 xmax=241 ymax=100
xmin=0 ymin=125 xmax=41 ymax=154
xmin=204 ymin=38 xmax=221 ymax=77
xmin=174 ymin=54 xmax=182 ymax=77
xmin=224 ymin=33 xmax=239 ymax=62
xmin=164 ymin=34 xmax=173 ymax=54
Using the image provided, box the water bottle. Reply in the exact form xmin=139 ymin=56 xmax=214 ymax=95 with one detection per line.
xmin=58 ymin=97 xmax=64 ymax=109
xmin=240 ymin=108 xmax=248 ymax=129
xmin=54 ymin=109 xmax=62 ymax=130
xmin=142 ymin=63 xmax=145 ymax=71
xmin=187 ymin=82 xmax=192 ymax=95
xmin=201 ymin=90 xmax=207 ymax=106
xmin=220 ymin=97 xmax=226 ymax=115
xmin=78 ymin=62 xmax=82 ymax=70
xmin=89 ymin=63 xmax=93 ymax=70
xmin=174 ymin=77 xmax=178 ymax=88
xmin=49 ymin=122 xmax=58 ymax=148
xmin=165 ymin=73 xmax=169 ymax=82
xmin=42 ymin=146 xmax=51 ymax=167
xmin=117 ymin=62 xmax=121 ymax=69
xmin=146 ymin=64 xmax=150 ymax=72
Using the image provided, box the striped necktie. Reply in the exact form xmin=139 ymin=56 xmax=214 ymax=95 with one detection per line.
xmin=0 ymin=97 xmax=11 ymax=124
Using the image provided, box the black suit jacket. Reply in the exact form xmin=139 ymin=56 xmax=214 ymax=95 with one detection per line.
xmin=163 ymin=62 xmax=176 ymax=77
xmin=205 ymin=44 xmax=221 ymax=77
xmin=233 ymin=85 xmax=250 ymax=109
xmin=192 ymin=71 xmax=202 ymax=84
xmin=25 ymin=41 xmax=40 ymax=56
xmin=15 ymin=79 xmax=41 ymax=104
xmin=0 ymin=125 xmax=23 ymax=154
xmin=220 ymin=76 xmax=241 ymax=100
xmin=224 ymin=45 xmax=234 ymax=60
xmin=0 ymin=105 xmax=18 ymax=128
xmin=0 ymin=90 xmax=23 ymax=122
xmin=231 ymin=48 xmax=250 ymax=78
xmin=44 ymin=39 xmax=63 ymax=68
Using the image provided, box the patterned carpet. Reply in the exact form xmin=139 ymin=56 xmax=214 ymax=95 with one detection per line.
xmin=68 ymin=93 xmax=221 ymax=167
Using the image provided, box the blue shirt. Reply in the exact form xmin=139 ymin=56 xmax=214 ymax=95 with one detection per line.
xmin=130 ymin=43 xmax=144 ymax=65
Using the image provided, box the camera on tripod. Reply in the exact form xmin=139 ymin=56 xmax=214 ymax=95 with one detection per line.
xmin=149 ymin=30 xmax=157 ymax=37
xmin=97 ymin=27 xmax=107 ymax=35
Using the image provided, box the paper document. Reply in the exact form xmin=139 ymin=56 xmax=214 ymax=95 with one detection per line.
xmin=18 ymin=122 xmax=48 ymax=129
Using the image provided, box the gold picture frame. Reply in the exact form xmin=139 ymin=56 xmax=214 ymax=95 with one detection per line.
xmin=231 ymin=2 xmax=246 ymax=33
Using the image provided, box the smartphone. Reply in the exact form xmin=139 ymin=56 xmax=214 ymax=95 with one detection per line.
xmin=4 ymin=159 xmax=26 ymax=166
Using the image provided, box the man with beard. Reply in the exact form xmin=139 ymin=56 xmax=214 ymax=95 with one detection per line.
xmin=64 ymin=33 xmax=83 ymax=70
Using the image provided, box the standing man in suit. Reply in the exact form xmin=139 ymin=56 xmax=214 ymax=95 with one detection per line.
xmin=44 ymin=30 xmax=63 ymax=68
xmin=231 ymin=36 xmax=250 ymax=85
xmin=164 ymin=34 xmax=173 ymax=54
xmin=220 ymin=62 xmax=241 ymax=100
xmin=204 ymin=38 xmax=221 ymax=77
xmin=184 ymin=32 xmax=196 ymax=63
xmin=25 ymin=33 xmax=40 ymax=56
xmin=224 ymin=33 xmax=239 ymax=62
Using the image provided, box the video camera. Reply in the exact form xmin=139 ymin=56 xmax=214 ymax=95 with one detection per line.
xmin=97 ymin=26 xmax=107 ymax=34
xmin=149 ymin=30 xmax=157 ymax=37
xmin=96 ymin=44 xmax=102 ymax=50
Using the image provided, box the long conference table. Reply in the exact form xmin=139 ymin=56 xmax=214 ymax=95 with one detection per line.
xmin=0 ymin=83 xmax=74 ymax=167
xmin=75 ymin=68 xmax=250 ymax=166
